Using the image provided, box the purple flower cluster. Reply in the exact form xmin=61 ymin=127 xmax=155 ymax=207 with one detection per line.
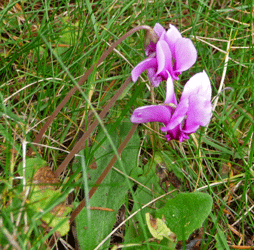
xmin=130 ymin=24 xmax=212 ymax=142
xmin=132 ymin=23 xmax=197 ymax=87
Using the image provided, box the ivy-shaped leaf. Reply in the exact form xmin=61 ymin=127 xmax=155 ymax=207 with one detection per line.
xmin=156 ymin=192 xmax=212 ymax=241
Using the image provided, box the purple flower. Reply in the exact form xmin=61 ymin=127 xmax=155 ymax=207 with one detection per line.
xmin=131 ymin=71 xmax=212 ymax=142
xmin=131 ymin=23 xmax=197 ymax=87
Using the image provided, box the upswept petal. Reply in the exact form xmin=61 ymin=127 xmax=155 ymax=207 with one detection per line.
xmin=156 ymin=39 xmax=173 ymax=78
xmin=180 ymin=71 xmax=211 ymax=102
xmin=161 ymin=98 xmax=189 ymax=131
xmin=131 ymin=58 xmax=157 ymax=83
xmin=153 ymin=23 xmax=166 ymax=38
xmin=183 ymin=95 xmax=212 ymax=133
xmin=174 ymin=38 xmax=197 ymax=73
xmin=131 ymin=105 xmax=172 ymax=124
xmin=165 ymin=24 xmax=182 ymax=58
xmin=164 ymin=74 xmax=177 ymax=105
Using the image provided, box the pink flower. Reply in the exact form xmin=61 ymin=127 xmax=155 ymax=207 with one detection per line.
xmin=131 ymin=23 xmax=197 ymax=87
xmin=131 ymin=71 xmax=212 ymax=142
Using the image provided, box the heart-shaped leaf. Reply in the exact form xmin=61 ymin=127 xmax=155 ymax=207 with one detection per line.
xmin=156 ymin=192 xmax=212 ymax=241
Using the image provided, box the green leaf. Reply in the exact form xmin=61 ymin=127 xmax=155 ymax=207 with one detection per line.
xmin=156 ymin=192 xmax=212 ymax=241
xmin=130 ymin=150 xmax=179 ymax=209
xmin=125 ymin=151 xmax=179 ymax=244
xmin=29 ymin=186 xmax=71 ymax=236
xmin=75 ymin=121 xmax=140 ymax=249
xmin=29 ymin=186 xmax=61 ymax=211
xmin=17 ymin=157 xmax=47 ymax=181
xmin=42 ymin=208 xmax=72 ymax=236
xmin=215 ymin=230 xmax=230 ymax=250
xmin=131 ymin=161 xmax=165 ymax=210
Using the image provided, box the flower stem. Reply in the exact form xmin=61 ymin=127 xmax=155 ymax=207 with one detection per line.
xmin=54 ymin=75 xmax=132 ymax=177
xmin=27 ymin=25 xmax=156 ymax=157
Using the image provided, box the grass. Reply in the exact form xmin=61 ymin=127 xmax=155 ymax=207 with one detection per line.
xmin=0 ymin=0 xmax=254 ymax=249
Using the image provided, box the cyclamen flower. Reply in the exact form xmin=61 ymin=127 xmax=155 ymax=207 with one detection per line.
xmin=131 ymin=23 xmax=197 ymax=87
xmin=131 ymin=71 xmax=212 ymax=142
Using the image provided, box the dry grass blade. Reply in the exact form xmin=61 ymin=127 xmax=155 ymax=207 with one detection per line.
xmin=0 ymin=218 xmax=22 ymax=250
xmin=212 ymin=33 xmax=231 ymax=112
xmin=229 ymin=246 xmax=254 ymax=249
xmin=195 ymin=36 xmax=247 ymax=68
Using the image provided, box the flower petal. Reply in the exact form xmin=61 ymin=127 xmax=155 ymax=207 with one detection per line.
xmin=153 ymin=23 xmax=166 ymax=38
xmin=174 ymin=38 xmax=197 ymax=73
xmin=164 ymin=74 xmax=177 ymax=105
xmin=147 ymin=68 xmax=163 ymax=87
xmin=161 ymin=98 xmax=189 ymax=131
xmin=183 ymin=94 xmax=212 ymax=133
xmin=181 ymin=71 xmax=212 ymax=102
xmin=156 ymin=39 xmax=173 ymax=78
xmin=131 ymin=58 xmax=157 ymax=82
xmin=131 ymin=105 xmax=172 ymax=124
xmin=165 ymin=24 xmax=182 ymax=58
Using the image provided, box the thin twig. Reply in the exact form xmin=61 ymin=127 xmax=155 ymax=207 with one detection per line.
xmin=212 ymin=33 xmax=231 ymax=112
xmin=3 ymin=78 xmax=62 ymax=104
xmin=195 ymin=36 xmax=246 ymax=68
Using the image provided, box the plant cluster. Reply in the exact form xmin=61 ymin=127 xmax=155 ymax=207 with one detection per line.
xmin=0 ymin=1 xmax=253 ymax=250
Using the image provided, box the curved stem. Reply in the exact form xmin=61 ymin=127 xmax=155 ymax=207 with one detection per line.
xmin=54 ymin=76 xmax=132 ymax=177
xmin=27 ymin=25 xmax=156 ymax=157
